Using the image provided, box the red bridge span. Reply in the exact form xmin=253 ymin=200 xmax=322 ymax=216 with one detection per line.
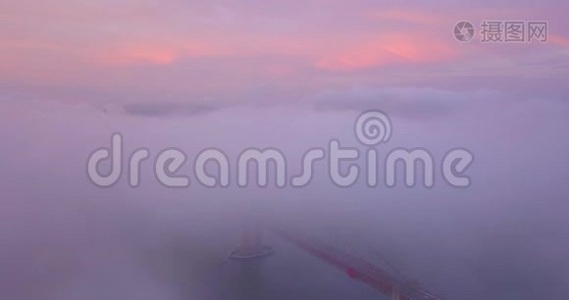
xmin=269 ymin=228 xmax=444 ymax=300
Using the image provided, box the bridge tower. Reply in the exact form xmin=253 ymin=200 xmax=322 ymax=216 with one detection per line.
xmin=229 ymin=216 xmax=273 ymax=260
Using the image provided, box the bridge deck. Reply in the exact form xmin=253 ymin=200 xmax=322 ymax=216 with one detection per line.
xmin=271 ymin=228 xmax=443 ymax=300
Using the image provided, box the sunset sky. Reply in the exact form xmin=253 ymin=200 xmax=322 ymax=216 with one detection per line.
xmin=2 ymin=0 xmax=568 ymax=113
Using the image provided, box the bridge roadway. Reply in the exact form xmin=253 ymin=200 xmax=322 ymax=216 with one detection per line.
xmin=270 ymin=227 xmax=443 ymax=300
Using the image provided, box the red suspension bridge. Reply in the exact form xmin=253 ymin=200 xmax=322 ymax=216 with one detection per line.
xmin=229 ymin=224 xmax=444 ymax=300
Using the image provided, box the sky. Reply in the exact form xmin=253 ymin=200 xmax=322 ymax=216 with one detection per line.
xmin=1 ymin=1 xmax=569 ymax=299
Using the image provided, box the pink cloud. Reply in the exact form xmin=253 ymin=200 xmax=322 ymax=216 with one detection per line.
xmin=549 ymin=34 xmax=569 ymax=48
xmin=314 ymin=33 xmax=459 ymax=71
xmin=102 ymin=46 xmax=178 ymax=65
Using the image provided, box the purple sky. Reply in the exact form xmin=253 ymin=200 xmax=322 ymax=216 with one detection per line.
xmin=2 ymin=0 xmax=569 ymax=108
xmin=1 ymin=1 xmax=569 ymax=299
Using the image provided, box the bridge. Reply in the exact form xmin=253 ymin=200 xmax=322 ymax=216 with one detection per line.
xmin=229 ymin=223 xmax=444 ymax=300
